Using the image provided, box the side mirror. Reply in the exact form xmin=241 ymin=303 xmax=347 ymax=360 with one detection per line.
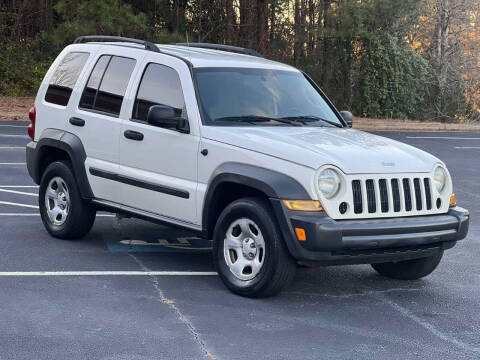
xmin=340 ymin=111 xmax=353 ymax=128
xmin=147 ymin=105 xmax=190 ymax=134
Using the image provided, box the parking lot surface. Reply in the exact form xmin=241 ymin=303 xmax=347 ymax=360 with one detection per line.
xmin=0 ymin=121 xmax=479 ymax=359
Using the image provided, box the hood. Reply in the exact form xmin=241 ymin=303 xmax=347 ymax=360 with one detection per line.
xmin=201 ymin=126 xmax=440 ymax=174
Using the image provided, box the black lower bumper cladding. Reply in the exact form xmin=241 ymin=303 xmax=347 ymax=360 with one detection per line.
xmin=270 ymin=198 xmax=469 ymax=265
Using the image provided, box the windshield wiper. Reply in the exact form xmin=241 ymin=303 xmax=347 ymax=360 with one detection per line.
xmin=215 ymin=115 xmax=302 ymax=126
xmin=280 ymin=115 xmax=343 ymax=128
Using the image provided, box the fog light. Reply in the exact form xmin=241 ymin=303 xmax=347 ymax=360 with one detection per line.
xmin=295 ymin=228 xmax=306 ymax=241
xmin=449 ymin=193 xmax=456 ymax=207
xmin=283 ymin=200 xmax=323 ymax=211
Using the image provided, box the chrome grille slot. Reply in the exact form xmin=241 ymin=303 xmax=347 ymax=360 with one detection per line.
xmin=391 ymin=179 xmax=401 ymax=212
xmin=379 ymin=179 xmax=389 ymax=213
xmin=352 ymin=180 xmax=362 ymax=214
xmin=424 ymin=178 xmax=432 ymax=210
xmin=348 ymin=175 xmax=436 ymax=218
xmin=365 ymin=179 xmax=376 ymax=213
xmin=413 ymin=178 xmax=422 ymax=210
xmin=403 ymin=178 xmax=412 ymax=211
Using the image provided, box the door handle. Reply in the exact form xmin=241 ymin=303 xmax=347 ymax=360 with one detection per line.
xmin=124 ymin=130 xmax=144 ymax=141
xmin=69 ymin=117 xmax=85 ymax=127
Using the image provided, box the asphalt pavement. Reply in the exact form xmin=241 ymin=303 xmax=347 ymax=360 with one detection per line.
xmin=0 ymin=121 xmax=479 ymax=359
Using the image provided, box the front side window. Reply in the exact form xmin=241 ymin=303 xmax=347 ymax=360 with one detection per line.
xmin=79 ymin=55 xmax=136 ymax=116
xmin=132 ymin=63 xmax=186 ymax=122
xmin=45 ymin=52 xmax=89 ymax=106
xmin=194 ymin=68 xmax=343 ymax=127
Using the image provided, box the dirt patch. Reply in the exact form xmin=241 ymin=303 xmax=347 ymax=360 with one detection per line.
xmin=1 ymin=97 xmax=479 ymax=132
xmin=0 ymin=97 xmax=34 ymax=121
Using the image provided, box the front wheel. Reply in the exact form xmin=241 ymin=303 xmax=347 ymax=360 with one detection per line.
xmin=213 ymin=197 xmax=296 ymax=297
xmin=371 ymin=251 xmax=443 ymax=280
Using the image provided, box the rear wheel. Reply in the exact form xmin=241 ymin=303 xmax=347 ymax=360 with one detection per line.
xmin=39 ymin=161 xmax=96 ymax=239
xmin=213 ymin=197 xmax=296 ymax=297
xmin=371 ymin=251 xmax=443 ymax=280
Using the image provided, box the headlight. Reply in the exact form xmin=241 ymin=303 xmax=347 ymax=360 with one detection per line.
xmin=318 ymin=168 xmax=341 ymax=198
xmin=434 ymin=166 xmax=447 ymax=193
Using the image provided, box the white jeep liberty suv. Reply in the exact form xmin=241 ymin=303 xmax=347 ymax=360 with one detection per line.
xmin=26 ymin=36 xmax=469 ymax=297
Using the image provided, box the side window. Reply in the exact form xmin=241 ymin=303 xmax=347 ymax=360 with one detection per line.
xmin=132 ymin=63 xmax=186 ymax=122
xmin=44 ymin=52 xmax=89 ymax=106
xmin=79 ymin=55 xmax=136 ymax=116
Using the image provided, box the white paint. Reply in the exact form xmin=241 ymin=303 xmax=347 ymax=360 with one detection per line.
xmin=0 ymin=147 xmax=24 ymax=150
xmin=0 ymin=271 xmax=217 ymax=276
xmin=0 ymin=188 xmax=37 ymax=197
xmin=455 ymin=147 xmax=480 ymax=149
xmin=0 ymin=163 xmax=26 ymax=165
xmin=0 ymin=185 xmax=39 ymax=188
xmin=0 ymin=201 xmax=38 ymax=209
xmin=406 ymin=136 xmax=480 ymax=140
xmin=386 ymin=299 xmax=480 ymax=354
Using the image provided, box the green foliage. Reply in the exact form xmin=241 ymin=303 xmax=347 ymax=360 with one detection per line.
xmin=352 ymin=35 xmax=429 ymax=119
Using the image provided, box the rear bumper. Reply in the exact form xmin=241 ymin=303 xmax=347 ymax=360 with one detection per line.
xmin=271 ymin=199 xmax=469 ymax=265
xmin=26 ymin=141 xmax=39 ymax=183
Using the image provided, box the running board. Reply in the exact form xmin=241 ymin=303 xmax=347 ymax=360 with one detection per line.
xmin=91 ymin=199 xmax=203 ymax=235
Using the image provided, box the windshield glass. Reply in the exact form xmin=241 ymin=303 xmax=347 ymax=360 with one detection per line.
xmin=194 ymin=68 xmax=344 ymax=127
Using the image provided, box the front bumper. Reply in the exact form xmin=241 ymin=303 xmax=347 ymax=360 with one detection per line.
xmin=271 ymin=199 xmax=469 ymax=265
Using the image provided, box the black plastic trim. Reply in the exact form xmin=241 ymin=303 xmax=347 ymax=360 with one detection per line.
xmin=26 ymin=129 xmax=94 ymax=199
xmin=89 ymin=168 xmax=189 ymax=199
xmin=202 ymin=162 xmax=311 ymax=237
xmin=173 ymin=43 xmax=263 ymax=57
xmin=273 ymin=200 xmax=469 ymax=264
xmin=74 ymin=35 xmax=160 ymax=53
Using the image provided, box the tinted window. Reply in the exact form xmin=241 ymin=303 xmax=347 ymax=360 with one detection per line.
xmin=132 ymin=63 xmax=186 ymax=122
xmin=79 ymin=55 xmax=136 ymax=116
xmin=194 ymin=68 xmax=342 ymax=127
xmin=45 ymin=52 xmax=89 ymax=106
xmin=79 ymin=55 xmax=111 ymax=109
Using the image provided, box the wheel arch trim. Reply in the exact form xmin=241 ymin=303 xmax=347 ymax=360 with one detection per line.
xmin=27 ymin=129 xmax=94 ymax=199
xmin=201 ymin=162 xmax=311 ymax=238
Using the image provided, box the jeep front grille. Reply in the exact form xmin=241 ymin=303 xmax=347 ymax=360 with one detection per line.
xmin=350 ymin=177 xmax=433 ymax=215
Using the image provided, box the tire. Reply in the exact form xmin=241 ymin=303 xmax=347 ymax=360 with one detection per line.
xmin=371 ymin=251 xmax=443 ymax=280
xmin=39 ymin=161 xmax=96 ymax=239
xmin=213 ymin=197 xmax=296 ymax=297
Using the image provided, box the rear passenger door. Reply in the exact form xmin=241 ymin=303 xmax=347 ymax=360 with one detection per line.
xmin=73 ymin=48 xmax=142 ymax=201
xmin=117 ymin=55 xmax=200 ymax=226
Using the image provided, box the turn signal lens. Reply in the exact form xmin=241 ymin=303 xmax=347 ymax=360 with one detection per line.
xmin=295 ymin=228 xmax=306 ymax=241
xmin=449 ymin=193 xmax=456 ymax=207
xmin=283 ymin=200 xmax=323 ymax=211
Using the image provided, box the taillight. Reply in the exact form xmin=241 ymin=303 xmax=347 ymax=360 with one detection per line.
xmin=28 ymin=105 xmax=36 ymax=140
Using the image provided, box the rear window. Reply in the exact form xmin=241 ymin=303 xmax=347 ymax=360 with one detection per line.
xmin=79 ymin=55 xmax=136 ymax=116
xmin=44 ymin=52 xmax=89 ymax=106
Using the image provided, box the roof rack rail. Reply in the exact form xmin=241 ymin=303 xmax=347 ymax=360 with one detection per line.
xmin=74 ymin=35 xmax=160 ymax=53
xmin=172 ymin=43 xmax=263 ymax=58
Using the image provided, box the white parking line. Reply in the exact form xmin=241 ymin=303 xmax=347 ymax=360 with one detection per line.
xmin=0 ymin=134 xmax=28 ymax=138
xmin=0 ymin=185 xmax=39 ymax=188
xmin=406 ymin=136 xmax=480 ymax=140
xmin=0 ymin=124 xmax=28 ymax=128
xmin=0 ymin=271 xmax=217 ymax=276
xmin=0 ymin=213 xmax=115 ymax=217
xmin=0 ymin=188 xmax=38 ymax=196
xmin=0 ymin=163 xmax=26 ymax=165
xmin=0 ymin=147 xmax=25 ymax=150
xmin=0 ymin=201 xmax=38 ymax=209
xmin=455 ymin=146 xmax=480 ymax=149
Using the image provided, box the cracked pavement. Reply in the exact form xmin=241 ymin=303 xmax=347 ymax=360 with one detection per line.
xmin=0 ymin=122 xmax=479 ymax=359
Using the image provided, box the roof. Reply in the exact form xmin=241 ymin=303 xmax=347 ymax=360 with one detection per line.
xmin=157 ymin=44 xmax=298 ymax=71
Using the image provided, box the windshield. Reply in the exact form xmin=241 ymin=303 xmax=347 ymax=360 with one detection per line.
xmin=194 ymin=68 xmax=344 ymax=127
